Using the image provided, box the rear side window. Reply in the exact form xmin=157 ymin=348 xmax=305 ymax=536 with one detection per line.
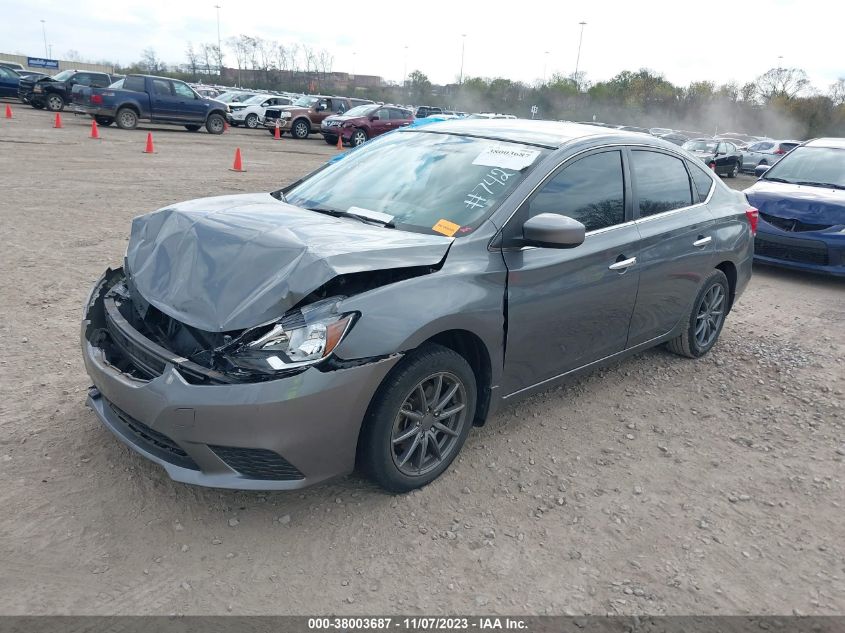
xmin=124 ymin=76 xmax=144 ymax=92
xmin=91 ymin=74 xmax=110 ymax=87
xmin=631 ymin=150 xmax=693 ymax=217
xmin=389 ymin=108 xmax=410 ymax=120
xmin=780 ymin=142 xmax=799 ymax=152
xmin=687 ymin=160 xmax=714 ymax=202
xmin=152 ymin=79 xmax=172 ymax=96
xmin=528 ymin=150 xmax=625 ymax=232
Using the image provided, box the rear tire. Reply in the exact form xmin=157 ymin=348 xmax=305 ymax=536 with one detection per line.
xmin=728 ymin=161 xmax=739 ymax=178
xmin=94 ymin=116 xmax=113 ymax=126
xmin=358 ymin=343 xmax=477 ymax=493
xmin=324 ymin=135 xmax=338 ymax=145
xmin=31 ymin=100 xmax=44 ymax=110
xmin=206 ymin=113 xmax=225 ymax=134
xmin=115 ymin=107 xmax=138 ymax=130
xmin=185 ymin=124 xmax=201 ymax=132
xmin=667 ymin=269 xmax=730 ymax=359
xmin=46 ymin=93 xmax=65 ymax=112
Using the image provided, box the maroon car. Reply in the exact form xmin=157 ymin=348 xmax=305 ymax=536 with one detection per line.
xmin=320 ymin=104 xmax=413 ymax=147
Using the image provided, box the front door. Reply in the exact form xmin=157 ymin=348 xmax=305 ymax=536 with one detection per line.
xmin=501 ymin=149 xmax=641 ymax=395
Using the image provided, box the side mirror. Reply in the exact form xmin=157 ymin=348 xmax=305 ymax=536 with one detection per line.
xmin=755 ymin=164 xmax=771 ymax=178
xmin=522 ymin=213 xmax=586 ymax=249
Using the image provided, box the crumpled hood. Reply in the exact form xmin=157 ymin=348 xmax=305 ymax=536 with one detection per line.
xmin=745 ymin=180 xmax=845 ymax=226
xmin=126 ymin=193 xmax=453 ymax=332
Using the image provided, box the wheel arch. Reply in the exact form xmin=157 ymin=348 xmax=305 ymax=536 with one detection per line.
xmin=715 ymin=260 xmax=737 ymax=312
xmin=116 ymin=102 xmax=141 ymax=115
xmin=293 ymin=116 xmax=312 ymax=132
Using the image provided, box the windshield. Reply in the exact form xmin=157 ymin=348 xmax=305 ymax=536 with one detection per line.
xmin=51 ymin=70 xmax=75 ymax=82
xmin=341 ymin=104 xmax=378 ymax=117
xmin=241 ymin=94 xmax=269 ymax=105
xmin=762 ymin=146 xmax=845 ymax=188
xmin=293 ymin=96 xmax=319 ymax=107
xmin=284 ymin=131 xmax=548 ymax=236
xmin=683 ymin=140 xmax=718 ymax=152
xmin=217 ymin=92 xmax=254 ymax=103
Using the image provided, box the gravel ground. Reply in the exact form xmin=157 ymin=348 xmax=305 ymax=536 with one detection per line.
xmin=1 ymin=103 xmax=843 ymax=616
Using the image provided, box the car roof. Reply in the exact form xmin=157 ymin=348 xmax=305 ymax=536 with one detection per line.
xmin=402 ymin=118 xmax=685 ymax=150
xmin=805 ymin=137 xmax=845 ymax=149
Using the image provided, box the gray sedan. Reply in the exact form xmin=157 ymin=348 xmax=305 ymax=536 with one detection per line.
xmin=81 ymin=120 xmax=755 ymax=492
xmin=741 ymin=139 xmax=801 ymax=172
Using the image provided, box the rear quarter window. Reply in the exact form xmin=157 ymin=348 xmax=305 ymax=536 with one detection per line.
xmin=123 ymin=76 xmax=144 ymax=92
xmin=687 ymin=160 xmax=714 ymax=202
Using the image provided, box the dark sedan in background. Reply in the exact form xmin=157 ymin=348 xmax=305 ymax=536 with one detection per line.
xmin=745 ymin=137 xmax=845 ymax=276
xmin=683 ymin=138 xmax=743 ymax=177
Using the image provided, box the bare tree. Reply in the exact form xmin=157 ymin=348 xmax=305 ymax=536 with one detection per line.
xmin=828 ymin=78 xmax=845 ymax=106
xmin=755 ymin=67 xmax=810 ymax=101
xmin=140 ymin=48 xmax=162 ymax=73
xmin=185 ymin=43 xmax=199 ymax=79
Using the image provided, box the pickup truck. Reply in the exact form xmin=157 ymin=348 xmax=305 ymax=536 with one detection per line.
xmin=18 ymin=69 xmax=114 ymax=111
xmin=71 ymin=74 xmax=229 ymax=133
xmin=263 ymin=95 xmax=372 ymax=138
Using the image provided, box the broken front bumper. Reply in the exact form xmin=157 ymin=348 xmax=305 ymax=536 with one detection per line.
xmin=81 ymin=269 xmax=400 ymax=490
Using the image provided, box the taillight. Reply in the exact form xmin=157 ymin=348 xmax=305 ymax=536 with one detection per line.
xmin=91 ymin=94 xmax=103 ymax=105
xmin=773 ymin=148 xmax=786 ymax=155
xmin=745 ymin=208 xmax=759 ymax=236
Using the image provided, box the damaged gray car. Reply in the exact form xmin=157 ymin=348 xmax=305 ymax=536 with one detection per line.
xmin=82 ymin=119 xmax=756 ymax=492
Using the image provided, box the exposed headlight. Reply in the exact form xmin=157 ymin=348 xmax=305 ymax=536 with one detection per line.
xmin=280 ymin=111 xmax=292 ymax=118
xmin=228 ymin=297 xmax=355 ymax=373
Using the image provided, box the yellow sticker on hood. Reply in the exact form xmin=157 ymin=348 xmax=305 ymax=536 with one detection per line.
xmin=432 ymin=219 xmax=461 ymax=237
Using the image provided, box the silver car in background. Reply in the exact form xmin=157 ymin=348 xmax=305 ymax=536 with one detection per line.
xmin=81 ymin=120 xmax=756 ymax=493
xmin=742 ymin=139 xmax=801 ymax=172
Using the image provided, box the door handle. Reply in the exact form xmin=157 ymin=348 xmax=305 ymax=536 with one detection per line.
xmin=608 ymin=256 xmax=637 ymax=271
xmin=693 ymin=236 xmax=712 ymax=247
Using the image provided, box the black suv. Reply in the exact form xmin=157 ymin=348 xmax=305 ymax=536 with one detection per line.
xmin=414 ymin=105 xmax=443 ymax=118
xmin=19 ymin=69 xmax=114 ymax=111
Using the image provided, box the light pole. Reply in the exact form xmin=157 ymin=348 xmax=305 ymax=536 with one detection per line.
xmin=459 ymin=34 xmax=466 ymax=85
xmin=543 ymin=50 xmax=550 ymax=85
xmin=213 ymin=4 xmax=222 ymax=70
xmin=574 ymin=21 xmax=587 ymax=87
xmin=40 ymin=20 xmax=48 ymax=58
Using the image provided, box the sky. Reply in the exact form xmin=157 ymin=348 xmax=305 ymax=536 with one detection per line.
xmin=1 ymin=0 xmax=842 ymax=90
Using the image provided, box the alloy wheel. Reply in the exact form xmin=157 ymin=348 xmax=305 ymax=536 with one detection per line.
xmin=694 ymin=284 xmax=725 ymax=348
xmin=352 ymin=131 xmax=367 ymax=146
xmin=391 ymin=372 xmax=468 ymax=477
xmin=48 ymin=95 xmax=63 ymax=111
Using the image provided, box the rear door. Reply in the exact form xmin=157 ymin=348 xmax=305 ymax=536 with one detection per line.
xmin=626 ymin=150 xmax=716 ymax=347
xmin=501 ymin=148 xmax=641 ymax=394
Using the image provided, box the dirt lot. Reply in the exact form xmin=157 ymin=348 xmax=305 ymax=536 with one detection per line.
xmin=1 ymin=103 xmax=843 ymax=616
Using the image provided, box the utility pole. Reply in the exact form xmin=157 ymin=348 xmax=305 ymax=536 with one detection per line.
xmin=459 ymin=34 xmax=466 ymax=85
xmin=543 ymin=50 xmax=550 ymax=85
xmin=40 ymin=20 xmax=48 ymax=58
xmin=574 ymin=21 xmax=587 ymax=88
xmin=214 ymin=4 xmax=222 ymax=72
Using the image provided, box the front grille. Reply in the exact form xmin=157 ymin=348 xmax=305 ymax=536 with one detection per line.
xmin=105 ymin=308 xmax=166 ymax=379
xmin=323 ymin=120 xmax=341 ymax=128
xmin=264 ymin=108 xmax=280 ymax=119
xmin=755 ymin=235 xmax=829 ymax=265
xmin=209 ymin=445 xmax=304 ymax=481
xmin=107 ymin=402 xmax=200 ymax=470
xmin=759 ymin=212 xmax=833 ymax=233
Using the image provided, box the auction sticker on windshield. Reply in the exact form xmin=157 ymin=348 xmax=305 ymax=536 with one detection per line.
xmin=432 ymin=218 xmax=461 ymax=236
xmin=473 ymin=144 xmax=540 ymax=170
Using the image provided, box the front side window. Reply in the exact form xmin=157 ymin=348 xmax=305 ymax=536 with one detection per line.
xmin=283 ymin=131 xmax=548 ymax=236
xmin=631 ymin=150 xmax=693 ymax=217
xmin=527 ymin=151 xmax=626 ymax=232
xmin=374 ymin=108 xmax=389 ymax=120
xmin=173 ymin=81 xmax=195 ymax=99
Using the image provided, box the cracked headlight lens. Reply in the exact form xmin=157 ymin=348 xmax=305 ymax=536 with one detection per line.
xmin=234 ymin=297 xmax=355 ymax=371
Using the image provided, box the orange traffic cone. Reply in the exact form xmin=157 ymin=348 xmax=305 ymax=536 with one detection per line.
xmin=4 ymin=104 xmax=12 ymax=119
xmin=274 ymin=119 xmax=281 ymax=140
xmin=143 ymin=132 xmax=155 ymax=153
xmin=223 ymin=119 xmax=229 ymax=133
xmin=229 ymin=147 xmax=245 ymax=172
xmin=336 ymin=134 xmax=343 ymax=150
xmin=53 ymin=112 xmax=63 ymax=128
xmin=90 ymin=119 xmax=100 ymax=139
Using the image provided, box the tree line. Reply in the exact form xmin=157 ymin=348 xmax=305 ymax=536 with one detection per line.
xmin=89 ymin=36 xmax=845 ymax=139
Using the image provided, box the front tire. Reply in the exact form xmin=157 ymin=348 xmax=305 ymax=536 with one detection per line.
xmin=94 ymin=116 xmax=113 ymax=126
xmin=351 ymin=128 xmax=368 ymax=147
xmin=115 ymin=107 xmax=138 ymax=130
xmin=245 ymin=113 xmax=259 ymax=129
xmin=206 ymin=113 xmax=225 ymax=134
xmin=291 ymin=118 xmax=310 ymax=139
xmin=728 ymin=161 xmax=739 ymax=178
xmin=46 ymin=93 xmax=65 ymax=112
xmin=667 ymin=269 xmax=730 ymax=358
xmin=185 ymin=124 xmax=201 ymax=132
xmin=358 ymin=344 xmax=476 ymax=493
